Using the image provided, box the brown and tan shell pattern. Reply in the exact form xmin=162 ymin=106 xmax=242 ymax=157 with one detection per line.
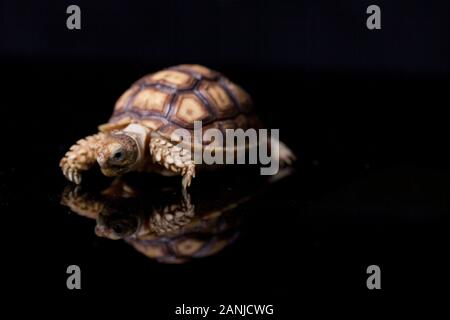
xmin=99 ymin=64 xmax=259 ymax=146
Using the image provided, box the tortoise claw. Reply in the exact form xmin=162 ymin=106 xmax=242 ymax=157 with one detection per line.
xmin=60 ymin=132 xmax=106 ymax=184
xmin=181 ymin=165 xmax=195 ymax=189
xmin=62 ymin=164 xmax=82 ymax=184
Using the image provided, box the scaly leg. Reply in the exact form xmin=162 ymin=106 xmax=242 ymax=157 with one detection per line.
xmin=278 ymin=140 xmax=296 ymax=166
xmin=149 ymin=190 xmax=195 ymax=235
xmin=149 ymin=137 xmax=196 ymax=189
xmin=60 ymin=185 xmax=104 ymax=219
xmin=60 ymin=132 xmax=106 ymax=184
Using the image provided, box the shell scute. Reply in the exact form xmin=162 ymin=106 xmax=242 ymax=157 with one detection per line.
xmin=105 ymin=65 xmax=255 ymax=142
xmin=146 ymin=70 xmax=196 ymax=90
xmin=132 ymin=88 xmax=172 ymax=115
xmin=198 ymin=81 xmax=238 ymax=119
xmin=170 ymin=93 xmax=213 ymax=128
xmin=170 ymin=64 xmax=220 ymax=80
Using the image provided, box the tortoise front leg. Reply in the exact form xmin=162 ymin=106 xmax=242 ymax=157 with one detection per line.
xmin=60 ymin=185 xmax=104 ymax=219
xmin=60 ymin=132 xmax=106 ymax=184
xmin=149 ymin=189 xmax=195 ymax=235
xmin=149 ymin=137 xmax=196 ymax=189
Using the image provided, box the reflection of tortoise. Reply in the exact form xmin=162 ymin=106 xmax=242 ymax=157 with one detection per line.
xmin=61 ymin=178 xmax=243 ymax=263
xmin=60 ymin=64 xmax=295 ymax=189
xmin=127 ymin=210 xmax=240 ymax=264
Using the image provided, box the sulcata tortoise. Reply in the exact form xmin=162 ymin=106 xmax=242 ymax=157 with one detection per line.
xmin=60 ymin=64 xmax=295 ymax=189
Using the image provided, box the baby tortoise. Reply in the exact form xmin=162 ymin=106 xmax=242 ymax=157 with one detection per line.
xmin=60 ymin=64 xmax=295 ymax=189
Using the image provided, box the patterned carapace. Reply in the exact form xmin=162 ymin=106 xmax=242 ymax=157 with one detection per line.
xmin=105 ymin=64 xmax=257 ymax=141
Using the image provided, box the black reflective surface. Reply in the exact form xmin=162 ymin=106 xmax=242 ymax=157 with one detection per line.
xmin=2 ymin=61 xmax=450 ymax=316
xmin=59 ymin=170 xmax=286 ymax=264
xmin=4 ymin=1 xmax=450 ymax=316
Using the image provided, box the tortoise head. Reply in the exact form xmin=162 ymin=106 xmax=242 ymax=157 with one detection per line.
xmin=97 ymin=133 xmax=139 ymax=177
xmin=94 ymin=201 xmax=140 ymax=240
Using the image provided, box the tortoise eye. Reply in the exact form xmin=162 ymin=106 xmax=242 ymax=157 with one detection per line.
xmin=112 ymin=151 xmax=124 ymax=161
xmin=112 ymin=224 xmax=124 ymax=234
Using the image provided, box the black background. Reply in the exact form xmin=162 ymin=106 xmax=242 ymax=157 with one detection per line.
xmin=1 ymin=0 xmax=449 ymax=317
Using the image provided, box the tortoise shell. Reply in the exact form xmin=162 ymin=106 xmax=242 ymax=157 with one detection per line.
xmin=99 ymin=64 xmax=259 ymax=147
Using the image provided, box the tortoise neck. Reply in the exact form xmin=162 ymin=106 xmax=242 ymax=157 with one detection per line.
xmin=122 ymin=124 xmax=151 ymax=168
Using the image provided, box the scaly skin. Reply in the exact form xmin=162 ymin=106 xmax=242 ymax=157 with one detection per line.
xmin=149 ymin=190 xmax=195 ymax=235
xmin=60 ymin=127 xmax=294 ymax=190
xmin=60 ymin=185 xmax=104 ymax=219
xmin=61 ymin=124 xmax=196 ymax=189
xmin=60 ymin=179 xmax=196 ymax=239
xmin=149 ymin=137 xmax=196 ymax=189
xmin=60 ymin=132 xmax=107 ymax=184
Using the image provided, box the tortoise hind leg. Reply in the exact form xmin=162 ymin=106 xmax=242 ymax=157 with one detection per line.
xmin=60 ymin=132 xmax=106 ymax=184
xmin=279 ymin=140 xmax=296 ymax=166
xmin=149 ymin=137 xmax=196 ymax=189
